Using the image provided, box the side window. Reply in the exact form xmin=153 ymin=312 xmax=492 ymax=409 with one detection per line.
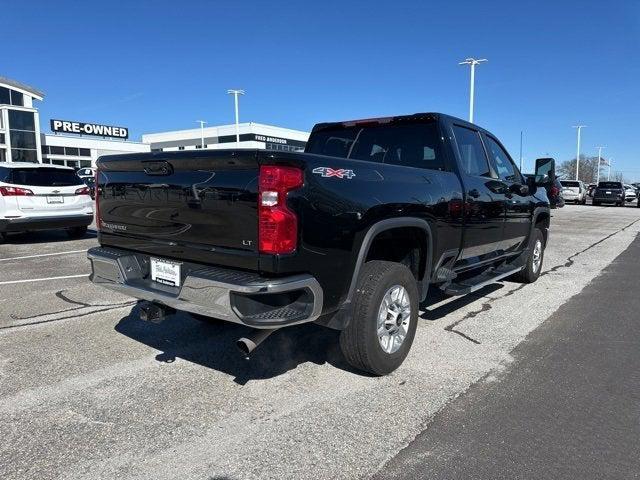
xmin=452 ymin=126 xmax=491 ymax=177
xmin=484 ymin=135 xmax=519 ymax=183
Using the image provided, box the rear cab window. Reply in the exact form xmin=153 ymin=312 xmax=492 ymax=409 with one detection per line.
xmin=561 ymin=181 xmax=580 ymax=187
xmin=3 ymin=168 xmax=82 ymax=187
xmin=598 ymin=182 xmax=623 ymax=189
xmin=305 ymin=121 xmax=447 ymax=171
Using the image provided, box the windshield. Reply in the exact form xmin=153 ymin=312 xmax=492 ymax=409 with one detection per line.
xmin=561 ymin=181 xmax=580 ymax=187
xmin=3 ymin=167 xmax=82 ymax=187
xmin=598 ymin=182 xmax=622 ymax=189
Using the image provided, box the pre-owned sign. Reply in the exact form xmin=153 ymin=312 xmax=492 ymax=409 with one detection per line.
xmin=50 ymin=119 xmax=129 ymax=139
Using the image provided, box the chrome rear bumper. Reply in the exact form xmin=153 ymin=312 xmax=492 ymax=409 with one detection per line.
xmin=87 ymin=246 xmax=323 ymax=328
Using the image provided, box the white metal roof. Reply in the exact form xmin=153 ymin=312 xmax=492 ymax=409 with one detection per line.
xmin=0 ymin=76 xmax=44 ymax=101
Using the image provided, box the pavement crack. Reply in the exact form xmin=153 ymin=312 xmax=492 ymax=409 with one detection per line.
xmin=2 ymin=302 xmax=136 ymax=331
xmin=443 ymin=218 xmax=640 ymax=343
xmin=541 ymin=218 xmax=640 ymax=277
xmin=56 ymin=289 xmax=91 ymax=307
xmin=444 ymin=302 xmax=491 ymax=344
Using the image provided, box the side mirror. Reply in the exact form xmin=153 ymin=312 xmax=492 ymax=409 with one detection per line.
xmin=535 ymin=157 xmax=556 ymax=185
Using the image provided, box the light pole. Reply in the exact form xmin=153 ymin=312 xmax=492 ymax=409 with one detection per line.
xmin=519 ymin=131 xmax=523 ymax=172
xmin=572 ymin=125 xmax=586 ymax=180
xmin=595 ymin=146 xmax=605 ymax=185
xmin=227 ymin=89 xmax=245 ymax=147
xmin=459 ymin=58 xmax=487 ymax=123
xmin=608 ymin=158 xmax=613 ymax=181
xmin=196 ymin=120 xmax=207 ymax=148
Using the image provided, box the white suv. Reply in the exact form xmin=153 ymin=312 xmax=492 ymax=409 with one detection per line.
xmin=0 ymin=162 xmax=94 ymax=243
xmin=560 ymin=180 xmax=587 ymax=204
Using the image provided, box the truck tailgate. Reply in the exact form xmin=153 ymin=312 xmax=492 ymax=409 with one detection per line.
xmin=97 ymin=150 xmax=260 ymax=269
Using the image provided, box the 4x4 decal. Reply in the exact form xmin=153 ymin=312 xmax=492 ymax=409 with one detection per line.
xmin=312 ymin=167 xmax=356 ymax=179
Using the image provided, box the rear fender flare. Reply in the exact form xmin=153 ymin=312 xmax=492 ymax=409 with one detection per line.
xmin=322 ymin=218 xmax=433 ymax=330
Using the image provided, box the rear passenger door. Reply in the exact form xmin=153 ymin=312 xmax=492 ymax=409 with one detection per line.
xmin=451 ymin=125 xmax=505 ymax=262
xmin=482 ymin=134 xmax=531 ymax=252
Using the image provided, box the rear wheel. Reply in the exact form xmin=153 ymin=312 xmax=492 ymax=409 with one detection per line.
xmin=593 ymin=201 xmax=600 ymax=206
xmin=513 ymin=228 xmax=545 ymax=284
xmin=339 ymin=260 xmax=418 ymax=375
xmin=66 ymin=226 xmax=88 ymax=239
xmin=0 ymin=232 xmax=6 ymax=244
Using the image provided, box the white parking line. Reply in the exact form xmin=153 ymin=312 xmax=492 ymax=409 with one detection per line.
xmin=0 ymin=274 xmax=89 ymax=285
xmin=0 ymin=249 xmax=88 ymax=262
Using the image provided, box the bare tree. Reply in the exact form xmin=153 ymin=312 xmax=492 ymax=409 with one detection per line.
xmin=557 ymin=155 xmax=600 ymax=183
xmin=613 ymin=171 xmax=626 ymax=183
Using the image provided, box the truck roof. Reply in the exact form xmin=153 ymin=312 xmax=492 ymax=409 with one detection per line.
xmin=311 ymin=112 xmax=482 ymax=133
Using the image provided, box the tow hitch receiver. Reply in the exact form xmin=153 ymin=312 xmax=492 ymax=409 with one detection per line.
xmin=138 ymin=301 xmax=175 ymax=323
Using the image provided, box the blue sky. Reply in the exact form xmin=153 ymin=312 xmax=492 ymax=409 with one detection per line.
xmin=3 ymin=0 xmax=639 ymax=177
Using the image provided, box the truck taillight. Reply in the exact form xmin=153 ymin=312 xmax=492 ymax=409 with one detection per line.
xmin=258 ymin=165 xmax=303 ymax=254
xmin=95 ymin=170 xmax=100 ymax=231
xmin=0 ymin=186 xmax=34 ymax=196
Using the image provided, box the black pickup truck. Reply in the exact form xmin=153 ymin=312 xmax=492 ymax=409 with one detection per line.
xmin=88 ymin=113 xmax=555 ymax=375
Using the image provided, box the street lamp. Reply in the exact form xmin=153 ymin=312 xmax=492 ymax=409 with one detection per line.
xmin=196 ymin=120 xmax=207 ymax=148
xmin=459 ymin=58 xmax=487 ymax=123
xmin=227 ymin=89 xmax=245 ymax=147
xmin=572 ymin=125 xmax=587 ymax=181
xmin=595 ymin=146 xmax=605 ymax=185
xmin=608 ymin=158 xmax=613 ymax=181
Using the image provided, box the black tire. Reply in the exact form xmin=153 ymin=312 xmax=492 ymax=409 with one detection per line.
xmin=0 ymin=232 xmax=6 ymax=244
xmin=339 ymin=260 xmax=418 ymax=376
xmin=66 ymin=226 xmax=88 ymax=239
xmin=593 ymin=201 xmax=600 ymax=206
xmin=513 ymin=228 xmax=545 ymax=284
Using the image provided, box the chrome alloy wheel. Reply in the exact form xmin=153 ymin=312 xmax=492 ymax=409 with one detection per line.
xmin=532 ymin=239 xmax=543 ymax=273
xmin=377 ymin=285 xmax=411 ymax=354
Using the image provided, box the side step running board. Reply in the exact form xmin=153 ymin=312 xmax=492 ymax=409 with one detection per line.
xmin=442 ymin=265 xmax=524 ymax=296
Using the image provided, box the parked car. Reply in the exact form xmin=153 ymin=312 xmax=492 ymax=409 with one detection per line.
xmin=560 ymin=180 xmax=587 ymax=204
xmin=82 ymin=175 xmax=96 ymax=199
xmin=76 ymin=167 xmax=96 ymax=180
xmin=587 ymin=183 xmax=597 ymax=197
xmin=0 ymin=163 xmax=94 ymax=242
xmin=623 ymin=184 xmax=636 ymax=203
xmin=87 ymin=112 xmax=554 ymax=375
xmin=525 ymin=174 xmax=563 ymax=209
xmin=593 ymin=181 xmax=625 ymax=206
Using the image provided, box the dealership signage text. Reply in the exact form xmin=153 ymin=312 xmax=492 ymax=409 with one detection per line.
xmin=50 ymin=119 xmax=129 ymax=139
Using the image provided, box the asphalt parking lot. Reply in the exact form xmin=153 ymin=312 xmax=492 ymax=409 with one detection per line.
xmin=1 ymin=203 xmax=639 ymax=480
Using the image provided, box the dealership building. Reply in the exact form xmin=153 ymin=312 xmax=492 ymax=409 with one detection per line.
xmin=142 ymin=123 xmax=309 ymax=153
xmin=0 ymin=76 xmax=149 ymax=168
xmin=1 ymin=75 xmax=309 ymax=169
